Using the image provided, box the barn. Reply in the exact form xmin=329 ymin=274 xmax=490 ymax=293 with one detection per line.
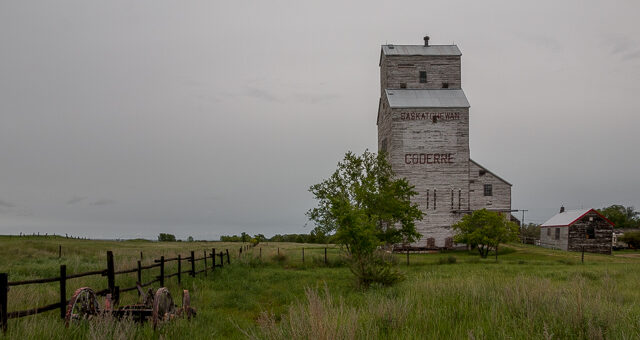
xmin=539 ymin=207 xmax=614 ymax=254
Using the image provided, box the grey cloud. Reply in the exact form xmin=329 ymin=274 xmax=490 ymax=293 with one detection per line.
xmin=90 ymin=199 xmax=116 ymax=206
xmin=0 ymin=200 xmax=15 ymax=208
xmin=66 ymin=196 xmax=88 ymax=205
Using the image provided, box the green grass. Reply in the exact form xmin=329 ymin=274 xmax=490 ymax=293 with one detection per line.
xmin=1 ymin=236 xmax=640 ymax=339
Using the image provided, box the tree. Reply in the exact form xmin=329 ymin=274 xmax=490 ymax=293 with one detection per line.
xmin=619 ymin=231 xmax=640 ymax=248
xmin=599 ymin=205 xmax=639 ymax=229
xmin=307 ymin=150 xmax=423 ymax=285
xmin=158 ymin=233 xmax=177 ymax=242
xmin=521 ymin=223 xmax=540 ymax=241
xmin=187 ymin=236 xmax=194 ymax=242
xmin=452 ymin=209 xmax=519 ymax=259
xmin=241 ymin=232 xmax=249 ymax=243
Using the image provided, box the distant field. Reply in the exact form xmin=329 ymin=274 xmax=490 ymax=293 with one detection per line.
xmin=1 ymin=236 xmax=640 ymax=339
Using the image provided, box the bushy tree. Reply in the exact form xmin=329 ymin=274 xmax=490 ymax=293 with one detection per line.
xmin=452 ymin=209 xmax=519 ymax=259
xmin=187 ymin=236 xmax=194 ymax=242
xmin=599 ymin=205 xmax=639 ymax=229
xmin=157 ymin=233 xmax=176 ymax=242
xmin=307 ymin=151 xmax=423 ymax=286
xmin=619 ymin=231 xmax=640 ymax=248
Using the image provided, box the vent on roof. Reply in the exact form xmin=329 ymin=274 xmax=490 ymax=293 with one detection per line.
xmin=388 ymin=44 xmax=395 ymax=49
xmin=424 ymin=35 xmax=430 ymax=47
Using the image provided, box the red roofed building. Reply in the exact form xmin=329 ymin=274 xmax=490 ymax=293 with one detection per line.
xmin=539 ymin=207 xmax=614 ymax=254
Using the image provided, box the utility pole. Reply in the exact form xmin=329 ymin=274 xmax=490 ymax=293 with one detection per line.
xmin=520 ymin=209 xmax=528 ymax=243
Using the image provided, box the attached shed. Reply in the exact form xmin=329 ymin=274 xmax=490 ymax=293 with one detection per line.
xmin=539 ymin=207 xmax=614 ymax=254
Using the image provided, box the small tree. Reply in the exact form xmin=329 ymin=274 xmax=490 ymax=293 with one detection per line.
xmin=187 ymin=236 xmax=194 ymax=242
xmin=452 ymin=209 xmax=519 ymax=259
xmin=158 ymin=233 xmax=177 ymax=242
xmin=307 ymin=150 xmax=423 ymax=286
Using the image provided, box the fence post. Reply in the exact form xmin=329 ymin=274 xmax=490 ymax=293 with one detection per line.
xmin=324 ymin=248 xmax=327 ymax=265
xmin=59 ymin=265 xmax=67 ymax=319
xmin=212 ymin=248 xmax=216 ymax=271
xmin=582 ymin=246 xmax=585 ymax=264
xmin=203 ymin=250 xmax=207 ymax=277
xmin=140 ymin=251 xmax=143 ymax=260
xmin=302 ymin=248 xmax=305 ymax=263
xmin=259 ymin=247 xmax=262 ymax=260
xmin=159 ymin=256 xmax=165 ymax=287
xmin=106 ymin=251 xmax=115 ymax=296
xmin=1 ymin=273 xmax=7 ymax=334
xmin=219 ymin=252 xmax=224 ymax=268
xmin=190 ymin=251 xmax=195 ymax=277
xmin=226 ymin=249 xmax=230 ymax=264
xmin=177 ymin=255 xmax=182 ymax=284
xmin=277 ymin=247 xmax=280 ymax=256
xmin=59 ymin=245 xmax=62 ymax=259
xmin=137 ymin=261 xmax=142 ymax=296
xmin=239 ymin=247 xmax=242 ymax=256
xmin=406 ymin=249 xmax=409 ymax=266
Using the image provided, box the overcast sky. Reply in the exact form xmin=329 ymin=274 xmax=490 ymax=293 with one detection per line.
xmin=1 ymin=1 xmax=639 ymax=239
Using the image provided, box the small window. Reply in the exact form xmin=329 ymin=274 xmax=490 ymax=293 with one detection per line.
xmin=479 ymin=170 xmax=486 ymax=176
xmin=400 ymin=83 xmax=407 ymax=89
xmin=433 ymin=189 xmax=437 ymax=210
xmin=483 ymin=184 xmax=493 ymax=196
xmin=442 ymin=82 xmax=449 ymax=88
xmin=586 ymin=225 xmax=595 ymax=239
xmin=547 ymin=228 xmax=551 ymax=236
xmin=555 ymin=228 xmax=560 ymax=240
xmin=419 ymin=71 xmax=427 ymax=83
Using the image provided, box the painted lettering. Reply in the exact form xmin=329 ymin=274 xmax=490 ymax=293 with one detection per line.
xmin=403 ymin=153 xmax=456 ymax=165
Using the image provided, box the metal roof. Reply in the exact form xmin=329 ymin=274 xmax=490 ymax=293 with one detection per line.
xmin=540 ymin=209 xmax=591 ymax=227
xmin=382 ymin=45 xmax=461 ymax=56
xmin=385 ymin=89 xmax=469 ymax=108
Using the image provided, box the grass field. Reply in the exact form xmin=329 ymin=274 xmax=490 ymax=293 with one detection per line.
xmin=1 ymin=236 xmax=640 ymax=339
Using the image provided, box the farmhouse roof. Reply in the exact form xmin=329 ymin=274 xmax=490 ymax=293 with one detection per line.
xmin=540 ymin=209 xmax=615 ymax=228
xmin=381 ymin=45 xmax=461 ymax=56
xmin=385 ymin=89 xmax=470 ymax=108
xmin=470 ymin=159 xmax=512 ymax=186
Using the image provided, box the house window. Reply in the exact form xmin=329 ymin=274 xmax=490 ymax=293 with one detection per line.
xmin=419 ymin=71 xmax=427 ymax=83
xmin=442 ymin=82 xmax=449 ymax=88
xmin=400 ymin=83 xmax=407 ymax=89
xmin=555 ymin=228 xmax=560 ymax=240
xmin=547 ymin=228 xmax=551 ymax=236
xmin=483 ymin=184 xmax=493 ymax=196
xmin=426 ymin=189 xmax=429 ymax=209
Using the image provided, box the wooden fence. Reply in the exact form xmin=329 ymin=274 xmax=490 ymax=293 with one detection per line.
xmin=0 ymin=246 xmax=242 ymax=333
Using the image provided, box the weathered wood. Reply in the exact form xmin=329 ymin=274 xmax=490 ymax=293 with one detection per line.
xmin=226 ymin=249 xmax=230 ymax=264
xmin=159 ymin=256 xmax=165 ymax=287
xmin=378 ymin=42 xmax=511 ymax=248
xmin=177 ymin=255 xmax=182 ymax=284
xmin=137 ymin=261 xmax=142 ymax=296
xmin=190 ymin=251 xmax=195 ymax=277
xmin=59 ymin=265 xmax=66 ymax=319
xmin=203 ymin=251 xmax=207 ymax=277
xmin=211 ymin=248 xmax=216 ymax=271
xmin=324 ymin=248 xmax=327 ymax=265
xmin=1 ymin=273 xmax=7 ymax=333
xmin=106 ymin=251 xmax=115 ymax=297
xmin=58 ymin=245 xmax=61 ymax=259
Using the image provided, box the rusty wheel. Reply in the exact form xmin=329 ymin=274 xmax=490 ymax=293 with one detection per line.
xmin=152 ymin=287 xmax=176 ymax=329
xmin=182 ymin=289 xmax=193 ymax=318
xmin=65 ymin=287 xmax=100 ymax=327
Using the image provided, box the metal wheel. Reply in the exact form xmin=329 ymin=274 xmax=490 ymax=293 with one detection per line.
xmin=152 ymin=287 xmax=176 ymax=329
xmin=182 ymin=289 xmax=193 ymax=318
xmin=65 ymin=287 xmax=100 ymax=327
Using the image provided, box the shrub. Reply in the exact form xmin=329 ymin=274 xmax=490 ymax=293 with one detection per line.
xmin=619 ymin=231 xmax=640 ymax=248
xmin=438 ymin=256 xmax=457 ymax=265
xmin=347 ymin=251 xmax=405 ymax=288
xmin=157 ymin=233 xmax=176 ymax=242
xmin=271 ymin=252 xmax=288 ymax=264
